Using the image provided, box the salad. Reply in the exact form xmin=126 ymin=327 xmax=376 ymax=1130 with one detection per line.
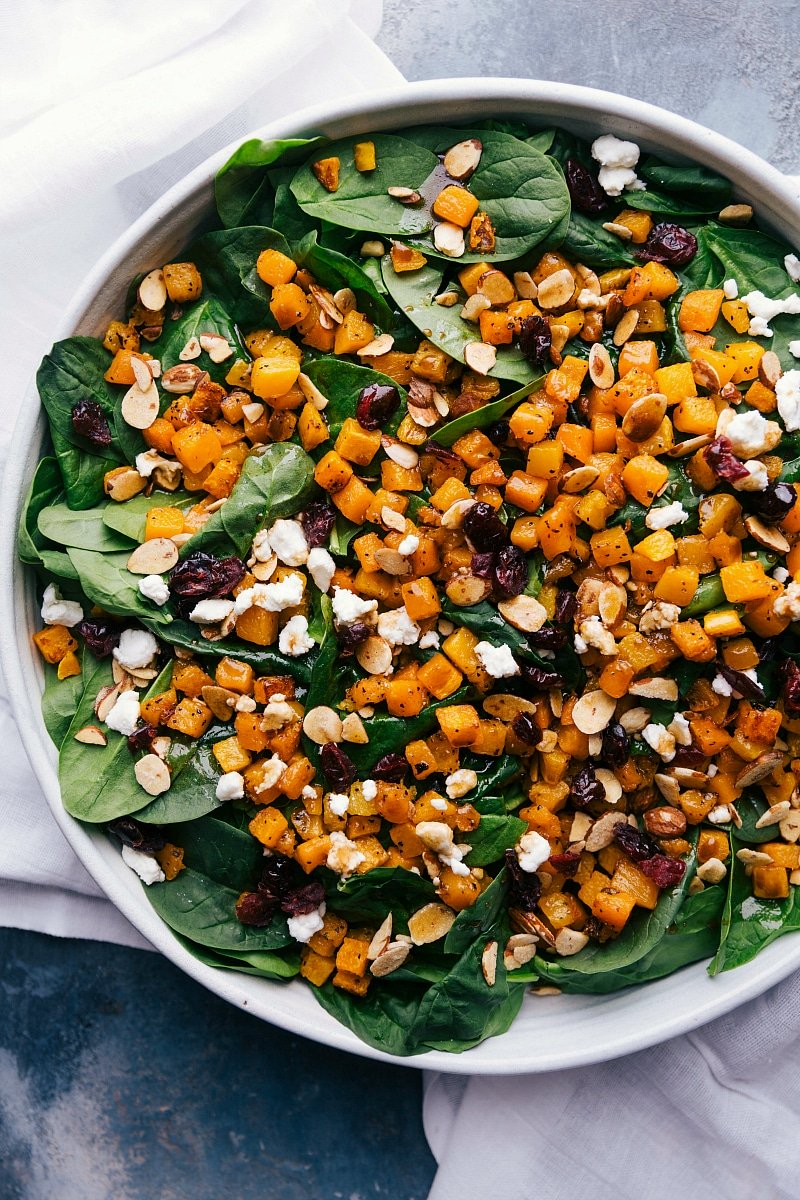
xmin=20 ymin=119 xmax=800 ymax=1056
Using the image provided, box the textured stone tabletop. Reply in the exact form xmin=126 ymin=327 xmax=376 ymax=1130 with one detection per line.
xmin=3 ymin=2 xmax=799 ymax=1197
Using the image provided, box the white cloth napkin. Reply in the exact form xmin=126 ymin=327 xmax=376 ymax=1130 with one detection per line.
xmin=0 ymin=0 xmax=402 ymax=944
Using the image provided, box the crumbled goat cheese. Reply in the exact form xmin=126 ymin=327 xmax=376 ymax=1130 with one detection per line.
xmin=429 ymin=797 xmax=448 ymax=811
xmin=415 ymin=821 xmax=454 ymax=855
xmin=307 ymin=547 xmax=336 ymax=593
xmin=121 ymin=845 xmax=165 ymax=885
xmin=574 ymin=633 xmax=588 ymax=654
xmin=516 ymin=830 xmax=551 ymax=873
xmin=777 ymin=370 xmax=800 ymax=432
xmin=418 ymin=629 xmax=440 ymax=650
xmin=775 ymin=582 xmax=800 ymax=621
xmin=774 ymin=566 xmax=790 ymax=583
xmin=577 ymin=616 xmax=617 ymax=656
xmin=287 ymin=903 xmax=326 ymax=944
xmin=234 ymin=576 xmax=304 ymax=616
xmin=189 ymin=598 xmax=235 ymax=623
xmin=40 ymin=583 xmax=83 ymax=628
xmin=741 ymin=289 xmax=800 ymax=337
xmin=138 ymin=574 xmax=170 ymax=606
xmin=749 ymin=316 xmax=773 ymax=338
xmin=639 ymin=601 xmax=681 ymax=635
xmin=268 ymin=519 xmax=308 ymax=566
xmin=785 ymin=253 xmax=800 ymax=283
xmin=253 ymin=755 xmax=286 ymax=794
xmin=327 ymin=793 xmax=350 ymax=817
xmin=724 ymin=410 xmax=780 ymax=458
xmin=723 ymin=278 xmax=739 ymax=299
xmin=445 ymin=769 xmax=478 ymax=800
xmin=235 ymin=695 xmax=256 ymax=713
xmin=642 ymin=722 xmax=677 ymax=762
xmin=114 ymin=628 xmax=158 ymax=670
xmin=215 ymin=771 xmax=245 ymax=802
xmin=708 ymin=805 xmax=733 ymax=825
xmin=474 ymin=640 xmax=520 ymax=678
xmin=326 ymin=831 xmax=366 ymax=876
xmin=262 ymin=697 xmax=296 ymax=729
xmin=361 ymin=779 xmax=378 ymax=802
xmin=732 ymin=460 xmax=769 ymax=492
xmin=377 ymin=607 xmax=420 ymax=646
xmin=279 ymin=614 xmax=314 ymax=656
xmin=301 ymin=784 xmax=317 ymax=801
xmin=591 ymin=134 xmax=644 ymax=196
xmin=712 ymin=673 xmax=734 ymax=697
xmin=331 ymin=586 xmax=378 ymax=625
xmin=105 ymin=690 xmax=141 ymax=736
xmin=251 ymin=529 xmax=272 ymax=562
xmin=668 ymin=712 xmax=692 ymax=746
xmin=397 ymin=534 xmax=420 ymax=556
xmin=645 ymin=501 xmax=689 ymax=530
xmin=789 ymin=341 xmax=800 ymax=359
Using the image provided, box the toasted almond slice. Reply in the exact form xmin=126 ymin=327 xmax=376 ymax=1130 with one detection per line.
xmin=668 ymin=434 xmax=713 ymax=458
xmin=441 ymin=498 xmax=477 ymax=529
xmin=585 ymin=811 xmax=629 ymax=853
xmin=588 ymin=342 xmax=615 ymax=388
xmin=161 ymin=363 xmax=207 ymax=394
xmin=718 ymin=203 xmax=753 ymax=225
xmin=509 ymin=908 xmax=554 ymax=947
xmin=382 ymin=437 xmax=419 ymax=469
xmin=571 ymin=689 xmax=617 ymax=735
xmin=134 ymin=753 xmax=171 ymax=796
xmin=151 ymin=736 xmax=171 ymax=760
xmin=736 ymin=847 xmax=774 ymax=866
xmin=691 ymin=357 xmax=721 ymax=392
xmin=482 ymin=693 xmax=537 ymax=721
xmin=138 ymin=268 xmax=167 ymax=311
xmin=309 ymin=283 xmax=344 ymax=325
xmin=407 ymin=401 xmax=438 ymax=428
xmin=131 ymin=355 xmax=153 ymax=391
xmin=387 ymin=185 xmax=422 ymax=204
xmin=434 ymin=291 xmax=460 ymax=307
xmin=463 ymin=341 xmax=496 ymax=375
xmin=332 ymin=287 xmax=356 ymax=315
xmin=461 ymin=294 xmax=492 ymax=323
xmin=126 ymin=537 xmax=179 ymax=575
xmin=621 ymin=392 xmax=668 ymax=441
xmin=433 ymin=221 xmax=465 ymax=257
xmin=356 ymin=636 xmax=394 ymax=676
xmin=598 ymin=583 xmax=627 ymax=627
xmin=74 ymin=724 xmax=108 ymax=746
xmin=561 ymin=465 xmax=600 ymax=493
xmin=758 ymin=350 xmax=783 ymax=388
xmin=555 ymin=928 xmax=589 ymax=956
xmin=672 ymin=766 xmax=709 ymax=786
xmin=613 ymin=307 xmax=640 ymax=346
xmin=407 ymin=903 xmax=456 ymax=945
xmin=358 ymin=333 xmax=395 ymax=357
xmin=744 ymin=515 xmax=790 ymax=554
xmin=367 ymin=914 xmax=393 ymax=960
xmin=341 ymin=712 xmax=369 ymax=744
xmin=95 ymin=683 xmax=122 ymax=723
xmin=537 ymin=268 xmax=575 ymax=310
xmin=200 ymin=685 xmax=237 ymax=722
xmin=241 ymin=402 xmax=265 ymax=424
xmin=741 ymin=753 xmax=786 ymax=792
xmin=297 ymin=372 xmax=329 ymax=411
xmin=302 ymin=705 xmax=343 ymax=745
xmin=481 ymin=940 xmax=498 ymax=986
xmin=445 ymin=573 xmax=491 ymax=607
xmin=380 ymin=505 xmax=407 ymax=532
xmin=602 ymin=220 xmax=633 ymax=241
xmin=373 ymin=548 xmax=411 ymax=576
xmin=497 ymin=595 xmax=548 ymax=633
xmin=370 ymin=941 xmax=411 ymax=977
xmin=629 ymin=676 xmax=679 ymax=701
xmin=513 ymin=270 xmax=538 ymax=300
xmin=179 ymin=336 xmax=202 ymax=361
xmin=594 ymin=768 xmax=623 ymax=806
xmin=443 ymin=138 xmax=483 ymax=180
xmin=121 ymin=379 xmax=159 ymax=430
xmin=199 ymin=333 xmax=233 ymax=363
xmin=360 ymin=239 xmax=386 ymax=258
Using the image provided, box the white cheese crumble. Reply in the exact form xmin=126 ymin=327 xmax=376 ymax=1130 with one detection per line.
xmin=573 ymin=633 xmax=588 ymax=654
xmin=712 ymin=672 xmax=734 ymax=696
xmin=301 ymin=784 xmax=317 ymax=801
xmin=105 ymin=690 xmax=141 ymax=736
xmin=445 ymin=768 xmax=478 ymax=800
xmin=642 ymin=722 xmax=676 ymax=762
xmin=732 ymin=460 xmax=769 ymax=492
xmin=377 ymin=607 xmax=420 ymax=646
xmin=279 ymin=614 xmax=314 ymax=656
xmin=639 ymin=601 xmax=681 ymax=635
xmin=645 ymin=500 xmax=689 ymax=530
xmin=397 ymin=534 xmax=420 ymax=557
xmin=723 ymin=278 xmax=739 ymax=300
xmin=138 ymin=574 xmax=170 ymax=606
xmin=114 ymin=628 xmax=159 ymax=670
xmin=235 ymin=695 xmax=256 ymax=713
xmin=515 ymin=830 xmax=551 ymax=873
xmin=668 ymin=712 xmax=692 ymax=746
xmin=429 ymin=797 xmax=448 ymax=811
xmin=189 ymin=598 xmax=235 ymax=623
xmin=789 ymin=341 xmax=800 ymax=359
xmin=474 ymin=640 xmax=520 ymax=678
xmin=361 ymin=779 xmax=378 ymax=802
xmin=253 ymin=755 xmax=286 ymax=795
xmin=307 ymin=547 xmax=336 ymax=593
xmin=40 ymin=583 xmax=83 ymax=628
xmin=773 ymin=566 xmax=790 ymax=583
xmin=251 ymin=529 xmax=272 ymax=562
xmin=327 ymin=792 xmax=350 ymax=817
xmin=724 ymin=410 xmax=779 ymax=458
xmin=777 ymin=370 xmax=800 ymax=432
xmin=268 ymin=519 xmax=308 ymax=566
xmin=741 ymin=289 xmax=800 ymax=337
xmin=326 ymin=831 xmax=365 ymax=876
xmin=590 ymin=134 xmax=644 ymax=196
xmin=775 ymin=581 xmax=800 ymax=620
xmin=418 ymin=629 xmax=440 ymax=651
xmin=785 ymin=253 xmax=800 ymax=283
xmin=234 ymin=575 xmax=304 ymax=616
xmin=287 ymin=902 xmax=326 ymax=944
xmin=331 ymin=586 xmax=378 ymax=625
xmin=708 ymin=805 xmax=733 ymax=825
xmin=215 ymin=771 xmax=245 ymax=801
xmin=121 ymin=844 xmax=165 ymax=885
xmin=577 ymin=616 xmax=617 ymax=656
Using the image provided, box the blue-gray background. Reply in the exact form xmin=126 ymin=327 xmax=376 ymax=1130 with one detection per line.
xmin=3 ymin=2 xmax=799 ymax=1196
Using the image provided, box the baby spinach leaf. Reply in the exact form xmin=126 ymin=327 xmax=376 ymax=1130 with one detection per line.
xmin=313 ymin=978 xmax=428 ymax=1057
xmin=295 ymin=231 xmax=394 ymax=327
xmin=146 ymin=867 xmax=291 ymax=953
xmin=141 ymin=618 xmax=315 ymax=688
xmin=729 ymin=793 xmax=774 ymax=844
xmin=41 ymin=657 xmax=86 ymax=749
xmin=329 ymin=516 xmax=359 ymax=557
xmin=439 ymin=597 xmax=583 ymax=689
xmin=38 ymin=502 xmax=133 ymax=554
xmin=558 ymin=213 xmax=636 ymax=269
xmin=463 ymin=814 xmax=527 ymax=867
xmin=301 ymin=358 xmax=407 ymax=440
xmin=67 ymin=547 xmax=165 ymax=622
xmin=639 ymin=162 xmax=733 ymax=207
xmin=432 ymin=377 xmax=545 ymax=446
xmin=456 ymin=752 xmax=522 ymax=812
xmin=179 ymin=937 xmax=299 ymax=980
xmin=133 ymin=725 xmax=235 ymax=825
xmin=623 ymin=188 xmax=728 ymax=218
xmin=102 ymin=490 xmax=195 ymax=543
xmin=215 ymin=136 xmax=321 ymax=228
xmin=682 ymin=552 xmax=776 ymax=618
xmin=709 ymin=843 xmax=800 ymax=975
xmin=150 ymin=297 xmax=249 ymax=384
xmin=189 ymin=226 xmax=292 ymax=326
xmin=166 ymin=814 xmax=262 ymax=891
xmin=18 ymin=457 xmax=78 ymax=580
xmin=330 ymin=867 xmax=435 ymax=923
xmin=444 ymin=870 xmax=508 ymax=956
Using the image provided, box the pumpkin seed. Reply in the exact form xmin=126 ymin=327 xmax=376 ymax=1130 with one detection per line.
xmin=718 ymin=203 xmax=753 ymax=225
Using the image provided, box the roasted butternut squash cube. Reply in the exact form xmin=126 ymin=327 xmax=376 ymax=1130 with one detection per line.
xmin=334 ymin=310 xmax=375 ymax=356
xmin=212 ymin=735 xmax=252 ymax=773
xmin=385 ymin=680 xmax=429 ymax=717
xmin=235 ymin=606 xmax=279 ymax=646
xmin=433 ymin=185 xmax=480 ymax=227
xmin=678 ymin=289 xmax=724 ymax=333
xmin=720 ymin=560 xmax=772 ymax=603
xmin=256 ymin=248 xmax=297 ymax=287
xmin=249 ymin=806 xmax=290 ymax=849
xmin=539 ymin=891 xmax=586 ymax=930
xmin=698 ymin=829 xmax=731 ymax=864
xmin=251 ymin=355 xmax=302 ymax=400
xmin=436 ymin=704 xmax=481 ymax=747
xmin=165 ymin=697 xmax=214 ymax=737
xmin=32 ymin=625 xmax=77 ymax=664
xmin=611 ymin=860 xmax=659 ymax=909
xmin=335 ymin=417 xmax=382 ymax=465
xmin=300 ymin=947 xmax=335 ymax=987
xmin=752 ymin=865 xmax=789 ymax=900
xmin=591 ymin=886 xmax=637 ymax=931
xmin=336 ymin=936 xmax=370 ymax=977
xmin=331 ymin=476 xmax=375 ymax=524
xmin=172 ymin=422 xmax=223 ymax=474
xmin=401 ymin=577 xmax=441 ymax=621
xmin=622 ymin=454 xmax=670 ymax=506
xmin=590 ymin=527 xmax=632 ymax=567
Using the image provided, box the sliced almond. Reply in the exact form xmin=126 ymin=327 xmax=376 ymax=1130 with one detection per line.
xmin=358 ymin=333 xmax=395 ymax=358
xmin=739 ymin=753 xmax=786 ymax=791
xmin=297 ymin=372 xmax=329 ymax=411
xmin=481 ymin=940 xmax=498 ymax=986
xmin=333 ymin=287 xmax=356 ymax=315
xmin=367 ymin=914 xmax=393 ymax=960
xmin=594 ymin=768 xmax=623 ymax=806
xmin=463 ymin=342 xmax=496 ymax=375
xmin=138 ymin=268 xmax=167 ymax=311
xmin=126 ymin=537 xmax=179 ymax=575
xmin=179 ymin=337 xmax=202 ymax=361
xmin=387 ymin=185 xmax=422 ymax=204
xmin=242 ymin=402 xmax=265 ymax=423
xmin=598 ymin=583 xmax=627 ymax=627
xmin=621 ymin=392 xmax=668 ymax=442
xmin=629 ymin=676 xmax=679 ymax=701
xmin=382 ymin=437 xmax=419 ymax=470
xmin=441 ymin=498 xmax=477 ymax=529
xmin=74 ymin=725 xmax=108 ymax=746
xmin=407 ymin=401 xmax=438 ymax=428
xmin=360 ymin=239 xmax=385 ymax=258
xmin=476 ymin=270 xmax=516 ymax=308
xmin=736 ymin=847 xmax=774 ymax=866
xmin=537 ymin=268 xmax=575 ymax=310
xmin=445 ymin=573 xmax=491 ymax=607
xmin=461 ymin=294 xmax=492 ymax=323
xmin=434 ymin=291 xmax=460 ymax=307
xmin=672 ymin=767 xmax=709 ymax=786
xmin=200 ymin=685 xmax=237 ymax=722
xmin=341 ymin=712 xmax=369 ymax=744
xmin=758 ymin=350 xmax=783 ymax=388
xmin=433 ymin=221 xmax=465 ymax=257
xmin=588 ymin=342 xmax=615 ymax=388
xmin=668 ymin=434 xmax=713 ymax=458
xmin=161 ymin=363 xmax=206 ymax=394
xmin=94 ymin=683 xmax=122 ymax=722
xmin=302 ymin=705 xmax=343 ymax=745
xmin=718 ymin=203 xmax=753 ymax=225
xmin=497 ymin=595 xmax=548 ymax=633
xmin=509 ymin=908 xmax=555 ymax=947
xmin=151 ymin=736 xmax=171 ymax=760
xmin=373 ymin=548 xmax=411 ymax=576
xmin=370 ymin=941 xmax=411 ymax=977
xmin=308 ymin=283 xmax=344 ymax=325
xmin=561 ymin=465 xmax=600 ymax=493
xmin=612 ymin=307 xmax=639 ymax=346
xmin=121 ymin=379 xmax=159 ymax=430
xmin=513 ymin=271 xmax=538 ymax=300
xmin=691 ymin=357 xmax=721 ymax=392
xmin=602 ymin=221 xmax=633 ymax=241
xmin=482 ymin=693 xmax=537 ymax=721
xmin=443 ymin=138 xmax=483 ymax=181
xmin=407 ymin=902 xmax=456 ymax=945
xmin=585 ymin=810 xmax=629 ymax=853
xmin=571 ymin=688 xmax=617 ymax=735
xmin=744 ymin=515 xmax=789 ymax=554
xmin=380 ymin=505 xmax=407 ymax=532
xmin=130 ymin=356 xmax=153 ymax=391
xmin=199 ymin=333 xmax=233 ymax=363
xmin=548 ymin=322 xmax=570 ymax=359
xmin=356 ymin=636 xmax=394 ymax=676
xmin=134 ymin=753 xmax=171 ymax=796
xmin=555 ymin=928 xmax=589 ymax=957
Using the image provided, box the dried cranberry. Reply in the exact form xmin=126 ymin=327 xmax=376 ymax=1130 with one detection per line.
xmin=614 ymin=823 xmax=658 ymax=863
xmin=280 ymin=879 xmax=325 ymax=917
xmin=511 ymin=712 xmax=539 ymax=744
xmin=463 ymin=502 xmax=509 ymax=552
xmin=77 ymin=617 xmax=120 ymax=659
xmin=783 ymin=660 xmax=800 ymax=715
xmin=127 ymin=723 xmax=158 ymax=755
xmin=372 ymin=752 xmax=409 ymax=782
xmin=564 ymin=158 xmax=607 ymax=215
xmin=320 ymin=742 xmax=356 ymax=789
xmin=493 ymin=545 xmax=527 ymax=598
xmin=569 ymin=764 xmax=605 ymax=810
xmin=601 ymin=722 xmax=630 ymax=768
xmin=236 ymin=891 xmax=276 ymax=927
xmin=71 ymin=398 xmax=112 ymax=448
xmin=640 ymin=855 xmax=686 ymax=887
xmin=741 ymin=480 xmax=795 ymax=522
xmin=487 ymin=419 xmax=510 ymax=446
xmin=301 ymin=500 xmax=335 ymax=548
xmin=517 ymin=315 xmax=552 ymax=367
xmin=336 ymin=621 xmax=371 ymax=654
xmin=258 ymin=853 xmax=299 ymax=898
xmin=635 ymin=222 xmax=697 ymax=267
xmin=554 ymin=588 xmax=577 ymax=625
xmin=527 ymin=626 xmax=567 ymax=652
xmin=504 ymin=848 xmax=542 ymax=911
xmin=548 ymin=852 xmax=581 ymax=877
xmin=520 ymin=662 xmax=565 ymax=690
xmin=471 ymin=551 xmax=496 ymax=580
xmin=106 ymin=817 xmax=165 ymax=853
xmin=703 ymin=436 xmax=749 ymax=483
xmin=356 ymin=383 xmax=400 ymax=431
xmin=671 ymin=744 xmax=708 ymax=769
xmin=168 ymin=552 xmax=246 ymax=617
xmin=716 ymin=661 xmax=765 ymax=702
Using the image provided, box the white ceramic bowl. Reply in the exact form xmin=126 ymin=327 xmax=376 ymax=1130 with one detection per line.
xmin=5 ymin=79 xmax=800 ymax=1075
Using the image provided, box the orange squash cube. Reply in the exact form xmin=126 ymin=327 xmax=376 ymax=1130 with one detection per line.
xmin=622 ymin=454 xmax=670 ymax=506
xmin=618 ymin=339 xmax=659 ymax=377
xmin=401 ymin=577 xmax=441 ymax=621
xmin=436 ymin=704 xmax=481 ymax=747
xmin=590 ymin=527 xmax=632 ymax=567
xmin=417 ymin=653 xmax=463 ymax=699
xmin=720 ymin=561 xmax=772 ymax=603
xmin=256 ymin=248 xmax=297 ymax=287
xmin=331 ymin=476 xmax=375 ymax=524
xmin=334 ymin=417 xmax=381 ymax=465
xmin=678 ymin=289 xmax=724 ymax=333
xmin=334 ymin=310 xmax=375 ymax=356
xmin=432 ymin=185 xmax=480 ymax=227
xmin=622 ymin=261 xmax=679 ymax=305
xmin=249 ymin=806 xmax=290 ymax=849
xmin=591 ymin=887 xmax=637 ymax=931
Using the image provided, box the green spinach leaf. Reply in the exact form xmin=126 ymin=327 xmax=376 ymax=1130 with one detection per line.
xmin=215 ymin=136 xmax=321 ymax=228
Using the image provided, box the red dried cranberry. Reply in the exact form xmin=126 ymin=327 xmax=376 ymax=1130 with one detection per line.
xmin=71 ymin=398 xmax=112 ymax=449
xmin=640 ymin=855 xmax=686 ymax=887
xmin=549 ymin=852 xmax=581 ymax=877
xmin=520 ymin=662 xmax=565 ymax=690
xmin=635 ymin=223 xmax=697 ymax=267
xmin=77 ymin=617 xmax=121 ymax=659
xmin=601 ymin=722 xmax=630 ymax=768
xmin=471 ymin=552 xmax=496 ymax=580
xmin=372 ymin=752 xmax=409 ymax=781
xmin=741 ymin=480 xmax=795 ymax=522
xmin=320 ymin=742 xmax=356 ymax=789
xmin=671 ymin=744 xmax=708 ymax=769
xmin=716 ymin=662 xmax=765 ymax=702
xmin=565 ymin=158 xmax=608 ymax=214
xmin=280 ymin=879 xmax=325 ymax=916
xmin=106 ymin=817 xmax=165 ymax=854
xmin=504 ymin=848 xmax=542 ymax=911
xmin=356 ymin=383 xmax=400 ymax=431
xmin=127 ymin=723 xmax=158 ymax=755
xmin=511 ymin=711 xmax=538 ymax=744
xmin=337 ymin=621 xmax=371 ymax=654
xmin=463 ymin=502 xmax=509 ymax=552
xmin=258 ymin=853 xmax=299 ymax=898
xmin=569 ymin=764 xmax=605 ymax=810
xmin=517 ymin=316 xmax=552 ymax=367
xmin=487 ymin=419 xmax=510 ymax=446
xmin=236 ymin=891 xmax=277 ymax=927
xmin=614 ymin=823 xmax=658 ymax=863
xmin=554 ymin=588 xmax=577 ymax=625
xmin=527 ymin=626 xmax=567 ymax=652
xmin=168 ymin=552 xmax=246 ymax=617
xmin=493 ymin=545 xmax=527 ymax=598
xmin=782 ymin=660 xmax=800 ymax=715
xmin=703 ymin=437 xmax=749 ymax=483
xmin=301 ymin=501 xmax=335 ymax=548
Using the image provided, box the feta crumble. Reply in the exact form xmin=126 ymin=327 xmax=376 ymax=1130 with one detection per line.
xmin=590 ymin=134 xmax=644 ymax=196
xmin=785 ymin=253 xmax=800 ymax=283
xmin=234 ymin=576 xmax=304 ymax=616
xmin=138 ymin=574 xmax=170 ymax=606
xmin=287 ymin=903 xmax=326 ymax=944
xmin=741 ymin=289 xmax=800 ymax=337
xmin=732 ymin=460 xmax=769 ymax=492
xmin=113 ymin=627 xmax=159 ymax=670
xmin=331 ymin=586 xmax=378 ymax=625
xmin=397 ymin=534 xmax=420 ymax=557
xmin=645 ymin=501 xmax=689 ymax=530
xmin=789 ymin=341 xmax=800 ymax=359
xmin=723 ymin=410 xmax=780 ymax=458
xmin=253 ymin=755 xmax=286 ymax=794
xmin=279 ymin=614 xmax=314 ymax=656
xmin=327 ymin=792 xmax=350 ymax=817
xmin=40 ymin=583 xmax=83 ymax=628
xmin=777 ymin=370 xmax=800 ymax=432
xmin=712 ymin=673 xmax=734 ymax=697
xmin=361 ymin=779 xmax=378 ymax=802
xmin=723 ymin=278 xmax=739 ymax=299
xmin=377 ymin=607 xmax=420 ymax=646
xmin=577 ymin=616 xmax=617 ymax=656
xmin=775 ymin=581 xmax=800 ymax=620
xmin=515 ymin=831 xmax=551 ymax=873
xmin=189 ymin=598 xmax=235 ymax=623
xmin=668 ymin=712 xmax=692 ymax=746
xmin=474 ymin=640 xmax=520 ymax=678
xmin=105 ymin=690 xmax=141 ymax=736
xmin=445 ymin=768 xmax=478 ymax=800
xmin=215 ymin=771 xmax=245 ymax=802
xmin=268 ymin=519 xmax=308 ymax=566
xmin=642 ymin=722 xmax=676 ymax=762
xmin=418 ymin=629 xmax=440 ymax=650
xmin=326 ymin=831 xmax=365 ymax=876
xmin=121 ymin=845 xmax=165 ymax=885
xmin=307 ymin=547 xmax=335 ymax=593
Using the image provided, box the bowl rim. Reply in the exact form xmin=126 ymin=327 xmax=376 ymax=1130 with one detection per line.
xmin=5 ymin=76 xmax=800 ymax=1075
